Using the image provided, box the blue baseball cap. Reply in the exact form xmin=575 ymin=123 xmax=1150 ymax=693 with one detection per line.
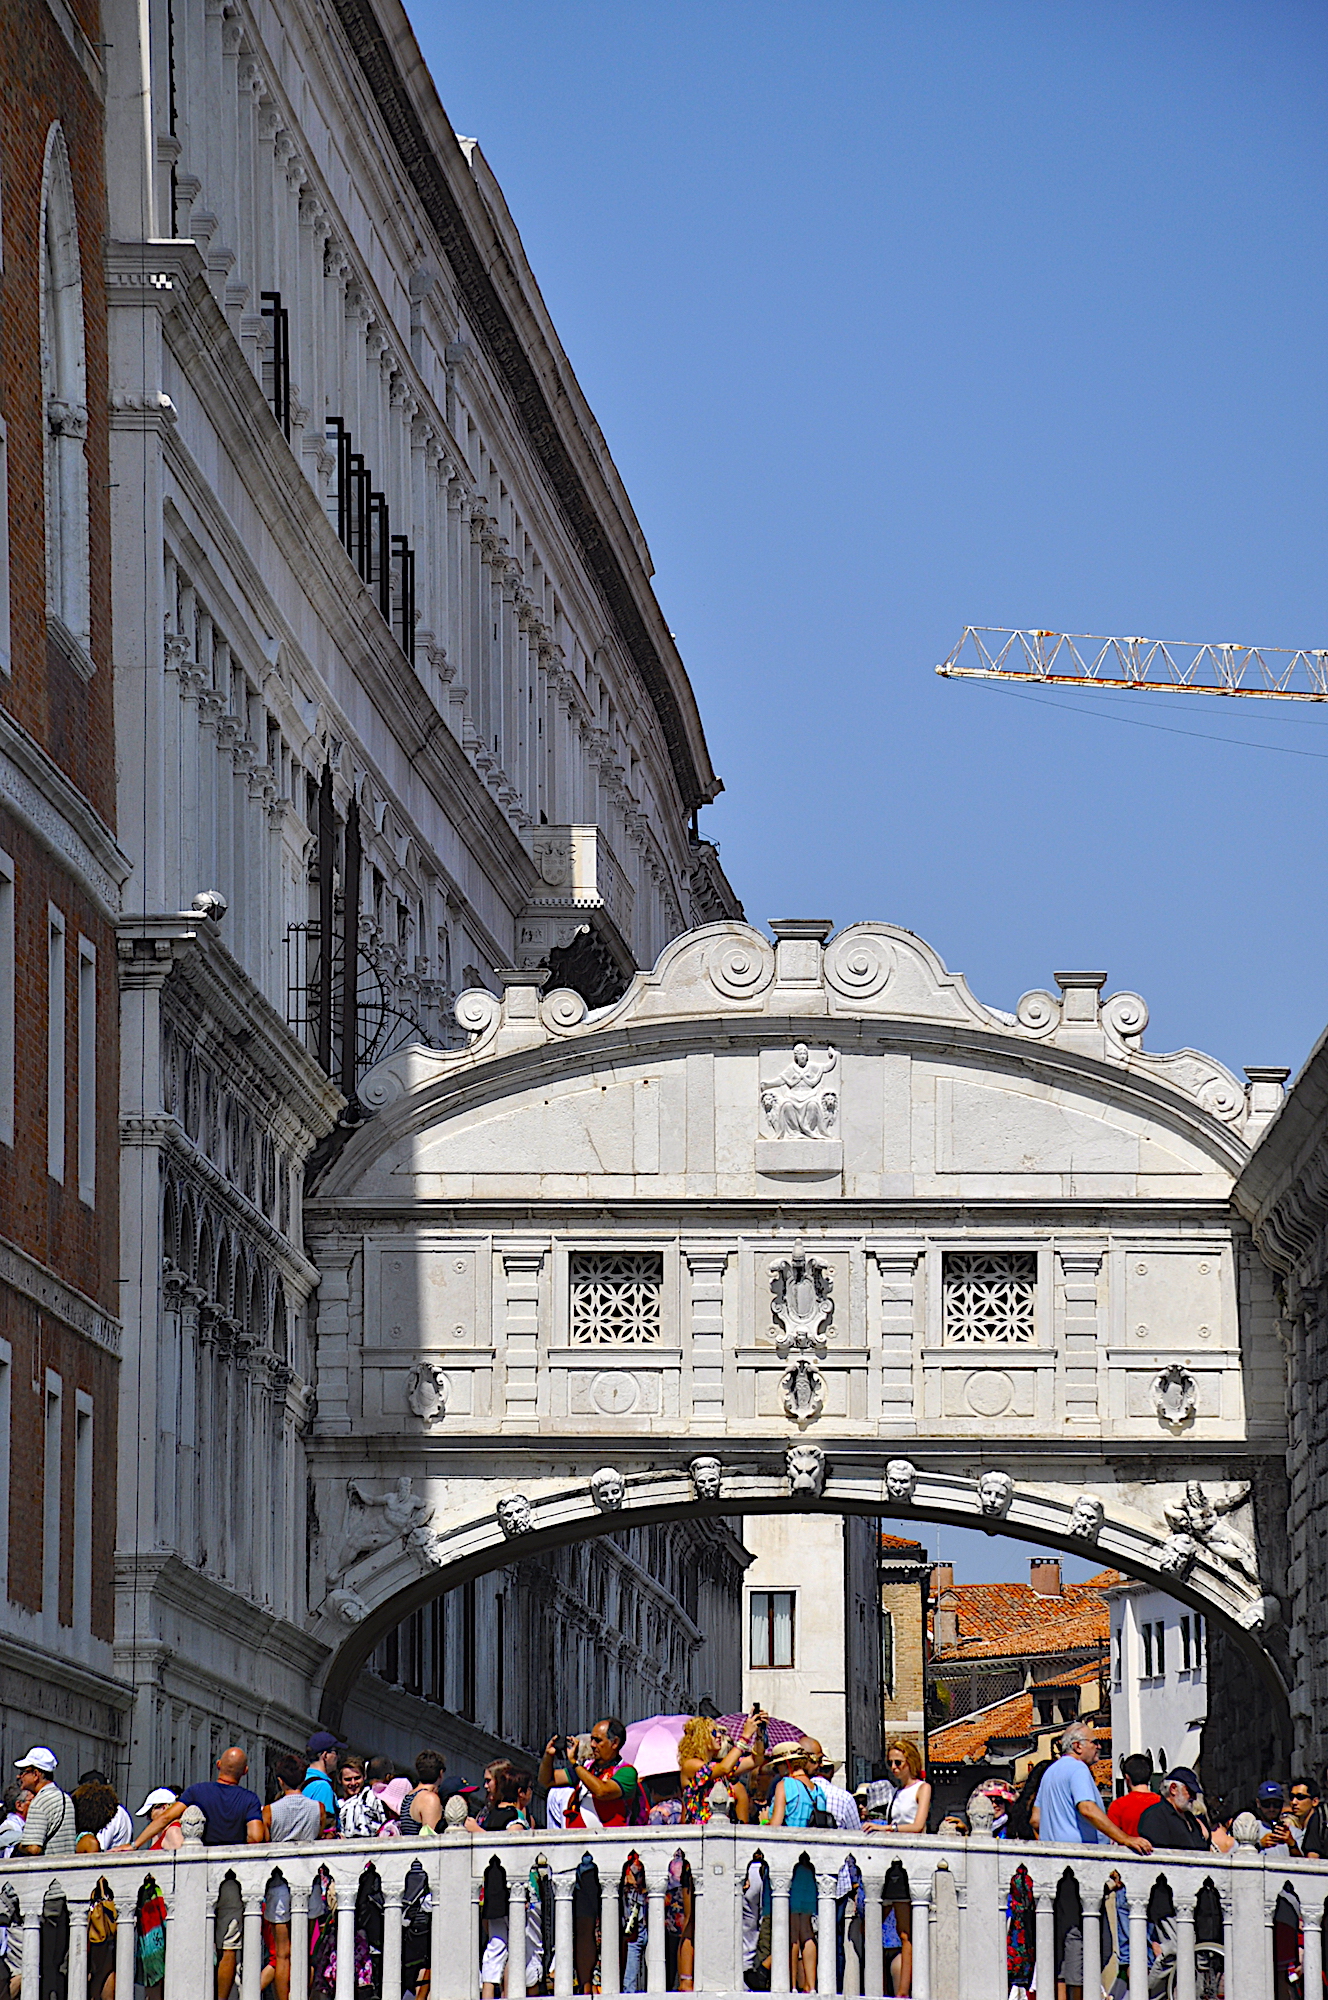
xmin=1257 ymin=1781 xmax=1285 ymax=1805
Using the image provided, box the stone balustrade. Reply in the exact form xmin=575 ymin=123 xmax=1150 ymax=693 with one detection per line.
xmin=2 ymin=1823 xmax=1321 ymax=1999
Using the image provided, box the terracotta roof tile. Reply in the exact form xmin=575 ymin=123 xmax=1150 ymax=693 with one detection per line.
xmin=932 ymin=1579 xmax=1109 ymax=1660
xmin=880 ymin=1533 xmax=927 ymax=1552
xmin=930 ymin=1662 xmax=1110 ymax=1766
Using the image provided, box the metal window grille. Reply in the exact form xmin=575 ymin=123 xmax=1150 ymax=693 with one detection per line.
xmin=324 ymin=418 xmax=417 ymax=662
xmin=942 ymin=1250 xmax=1037 ymax=1344
xmin=568 ymin=1252 xmax=663 ymax=1344
xmin=259 ymin=292 xmax=291 ymax=439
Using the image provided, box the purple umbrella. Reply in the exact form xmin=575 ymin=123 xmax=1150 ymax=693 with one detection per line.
xmin=716 ymin=1713 xmax=805 ymax=1748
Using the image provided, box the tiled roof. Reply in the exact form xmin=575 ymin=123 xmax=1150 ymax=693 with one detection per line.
xmin=880 ymin=1533 xmax=927 ymax=1553
xmin=930 ymin=1660 xmax=1107 ymax=1765
xmin=932 ymin=1578 xmax=1110 ymax=1660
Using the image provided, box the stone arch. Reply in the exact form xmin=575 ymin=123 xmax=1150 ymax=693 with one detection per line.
xmin=312 ymin=1461 xmax=1288 ymax=1732
xmin=39 ymin=123 xmax=90 ymax=652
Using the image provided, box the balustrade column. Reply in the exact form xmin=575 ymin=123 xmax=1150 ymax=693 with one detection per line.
xmin=290 ymin=1883 xmax=310 ymax=2000
xmin=504 ymin=1875 xmax=528 ymax=2000
xmin=115 ymin=1887 xmax=136 ymax=1997
xmin=644 ymin=1859 xmax=669 ymax=1993
xmin=1033 ymin=1889 xmax=1055 ymax=2000
xmin=1172 ymin=1889 xmax=1197 ymax=2000
xmin=552 ymin=1869 xmax=576 ymax=1998
xmin=860 ymin=1862 xmax=886 ymax=1999
xmin=910 ymin=1877 xmax=931 ymax=1999
xmin=598 ymin=1867 xmax=620 ymax=1997
xmin=19 ymin=1885 xmax=42 ymax=2000
xmin=67 ymin=1899 xmax=89 ymax=2000
xmin=334 ymin=1876 xmax=356 ymax=2000
xmin=1080 ymin=1889 xmax=1101 ymax=2000
xmin=769 ymin=1862 xmax=792 ymax=1995
xmin=1305 ymin=1906 xmax=1324 ymax=2000
xmin=1127 ymin=1892 xmax=1149 ymax=2000
xmin=241 ymin=1888 xmax=265 ymax=2000
xmin=816 ymin=1870 xmax=838 ymax=1995
xmin=381 ymin=1880 xmax=404 ymax=2000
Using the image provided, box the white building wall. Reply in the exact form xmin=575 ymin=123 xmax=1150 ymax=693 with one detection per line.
xmin=1107 ymin=1580 xmax=1208 ymax=1778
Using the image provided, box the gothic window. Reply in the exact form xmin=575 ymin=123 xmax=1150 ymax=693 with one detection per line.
xmin=568 ymin=1252 xmax=663 ymax=1344
xmin=942 ymin=1251 xmax=1037 ymax=1344
xmin=39 ymin=126 xmax=90 ymax=658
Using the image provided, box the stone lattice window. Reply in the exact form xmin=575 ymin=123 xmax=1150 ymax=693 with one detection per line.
xmin=942 ymin=1251 xmax=1037 ymax=1344
xmin=569 ymin=1252 xmax=663 ymax=1344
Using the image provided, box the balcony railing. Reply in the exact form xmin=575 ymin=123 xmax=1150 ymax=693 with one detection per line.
xmin=0 ymin=1820 xmax=1317 ymax=1999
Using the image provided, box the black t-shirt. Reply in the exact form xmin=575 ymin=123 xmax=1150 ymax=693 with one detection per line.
xmin=1301 ymin=1803 xmax=1328 ymax=1858
xmin=1137 ymin=1798 xmax=1209 ymax=1851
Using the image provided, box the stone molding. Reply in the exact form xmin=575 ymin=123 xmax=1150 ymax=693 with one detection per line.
xmin=344 ymin=920 xmax=1262 ymax=1172
xmin=0 ymin=702 xmax=132 ymax=918
xmin=325 ymin=0 xmax=722 ymax=814
xmin=0 ymin=1232 xmax=121 ymax=1357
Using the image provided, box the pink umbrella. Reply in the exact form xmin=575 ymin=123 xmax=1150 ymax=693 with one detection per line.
xmin=716 ymin=1712 xmax=805 ymax=1748
xmin=621 ymin=1714 xmax=687 ymax=1776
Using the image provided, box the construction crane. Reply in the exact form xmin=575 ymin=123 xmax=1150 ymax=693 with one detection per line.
xmin=936 ymin=627 xmax=1328 ymax=701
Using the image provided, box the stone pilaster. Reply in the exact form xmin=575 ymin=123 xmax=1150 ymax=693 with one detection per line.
xmin=501 ymin=1245 xmax=546 ymax=1426
xmin=874 ymin=1246 xmax=921 ymax=1428
xmin=1058 ymin=1247 xmax=1103 ymax=1424
xmin=684 ymin=1248 xmax=730 ymax=1426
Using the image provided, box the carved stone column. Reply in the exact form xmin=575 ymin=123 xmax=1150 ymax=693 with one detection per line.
xmin=685 ymin=1247 xmax=730 ymax=1427
xmin=502 ymin=1245 xmax=546 ymax=1426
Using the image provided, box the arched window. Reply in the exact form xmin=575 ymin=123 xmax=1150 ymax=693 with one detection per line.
xmin=39 ymin=126 xmax=90 ymax=659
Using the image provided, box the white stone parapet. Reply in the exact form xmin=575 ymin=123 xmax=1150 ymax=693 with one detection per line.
xmin=0 ymin=1823 xmax=1314 ymax=1999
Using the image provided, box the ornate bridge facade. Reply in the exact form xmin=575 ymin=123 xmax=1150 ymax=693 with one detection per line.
xmin=303 ymin=920 xmax=1291 ymax=1738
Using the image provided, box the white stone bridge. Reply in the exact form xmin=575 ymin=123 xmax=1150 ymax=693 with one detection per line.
xmin=303 ymin=921 xmax=1290 ymax=1733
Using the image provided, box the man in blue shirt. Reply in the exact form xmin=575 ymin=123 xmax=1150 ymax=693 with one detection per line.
xmin=304 ymin=1729 xmax=344 ymax=1830
xmin=130 ymin=1747 xmax=265 ymax=1999
xmin=1035 ymin=1724 xmax=1152 ymax=2000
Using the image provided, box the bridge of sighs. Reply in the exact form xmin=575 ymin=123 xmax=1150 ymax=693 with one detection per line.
xmin=301 ymin=919 xmax=1291 ymax=1740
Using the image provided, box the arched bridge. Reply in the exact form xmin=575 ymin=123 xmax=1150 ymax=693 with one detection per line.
xmin=302 ymin=919 xmax=1290 ymax=1719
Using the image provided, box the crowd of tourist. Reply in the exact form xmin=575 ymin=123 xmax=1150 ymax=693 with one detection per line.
xmin=1 ymin=1717 xmax=1324 ymax=1999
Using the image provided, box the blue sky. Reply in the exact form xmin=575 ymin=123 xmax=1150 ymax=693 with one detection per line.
xmin=404 ymin=1 xmax=1327 ymax=1583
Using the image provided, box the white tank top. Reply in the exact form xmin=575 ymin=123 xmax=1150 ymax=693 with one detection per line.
xmin=886 ymin=1780 xmax=923 ymax=1829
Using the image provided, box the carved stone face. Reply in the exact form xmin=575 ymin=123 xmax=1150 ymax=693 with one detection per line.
xmin=1158 ymin=1532 xmax=1198 ymax=1578
xmin=787 ymin=1443 xmax=826 ymax=1498
xmin=590 ymin=1467 xmax=625 ymax=1512
xmin=689 ymin=1456 xmax=723 ymax=1501
xmin=496 ymin=1493 xmax=533 ymax=1538
xmin=978 ymin=1471 xmax=1013 ymax=1517
xmin=1068 ymin=1494 xmax=1104 ymax=1540
xmin=885 ymin=1458 xmax=918 ymax=1503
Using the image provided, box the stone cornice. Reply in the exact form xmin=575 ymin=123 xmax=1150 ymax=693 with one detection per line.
xmin=322 ymin=0 xmax=722 ymax=813
xmin=140 ymin=1118 xmax=321 ymax=1293
xmin=114 ymin=1551 xmax=329 ymax=1678
xmin=0 ymin=702 xmax=132 ymax=918
xmin=1235 ymin=1025 xmax=1328 ymax=1291
xmin=0 ymin=1629 xmax=132 ymax=1712
xmin=117 ymin=913 xmax=344 ymax=1148
xmin=0 ymin=1233 xmax=121 ymax=1356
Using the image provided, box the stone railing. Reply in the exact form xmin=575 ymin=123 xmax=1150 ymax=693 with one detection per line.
xmin=2 ymin=1822 xmax=1322 ymax=1999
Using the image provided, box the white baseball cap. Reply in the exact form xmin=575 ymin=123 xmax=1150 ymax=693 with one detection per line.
xmin=136 ymin=1788 xmax=177 ymax=1816
xmin=14 ymin=1748 xmax=57 ymax=1774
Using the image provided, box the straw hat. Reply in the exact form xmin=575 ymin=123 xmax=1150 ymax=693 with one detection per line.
xmin=766 ymin=1741 xmax=810 ymax=1765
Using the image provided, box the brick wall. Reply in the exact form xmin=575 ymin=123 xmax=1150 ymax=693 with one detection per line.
xmin=0 ymin=0 xmax=119 ymax=1668
xmin=0 ymin=0 xmax=116 ymax=824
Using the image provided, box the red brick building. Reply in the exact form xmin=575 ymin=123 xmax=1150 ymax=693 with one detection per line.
xmin=0 ymin=0 xmax=133 ymax=1773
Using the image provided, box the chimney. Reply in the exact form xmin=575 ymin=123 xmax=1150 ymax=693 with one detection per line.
xmin=933 ymin=1588 xmax=959 ymax=1652
xmin=1030 ymin=1558 xmax=1062 ymax=1597
xmin=931 ymin=1563 xmax=954 ymax=1594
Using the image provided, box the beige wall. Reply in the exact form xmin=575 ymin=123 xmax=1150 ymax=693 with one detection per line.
xmin=881 ymin=1575 xmax=926 ymax=1750
xmin=741 ymin=1514 xmax=849 ymax=1764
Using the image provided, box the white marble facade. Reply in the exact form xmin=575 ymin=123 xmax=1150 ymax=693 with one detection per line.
xmin=98 ymin=0 xmax=739 ymax=1797
xmin=302 ymin=918 xmax=1290 ymax=1758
